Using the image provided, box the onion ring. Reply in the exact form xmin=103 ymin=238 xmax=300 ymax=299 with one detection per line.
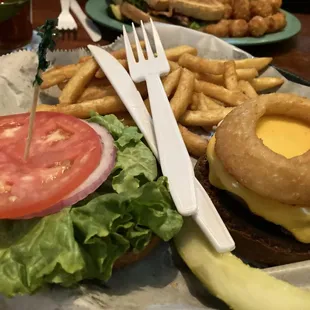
xmin=215 ymin=93 xmax=310 ymax=206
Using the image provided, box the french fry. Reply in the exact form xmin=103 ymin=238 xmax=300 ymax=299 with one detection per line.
xmin=202 ymin=94 xmax=224 ymax=110
xmin=36 ymin=104 xmax=57 ymax=112
xmin=144 ymin=68 xmax=182 ymax=113
xmin=195 ymin=93 xmax=223 ymax=111
xmin=78 ymin=81 xmax=147 ymax=103
xmin=196 ymin=68 xmax=258 ymax=85
xmin=162 ymin=68 xmax=183 ymax=96
xmin=235 ymin=68 xmax=259 ymax=80
xmin=191 ymin=93 xmax=200 ymax=110
xmin=250 ymin=77 xmax=285 ymax=92
xmin=46 ymin=65 xmax=64 ymax=73
xmin=111 ymin=41 xmax=146 ymax=59
xmin=179 ymin=108 xmax=234 ymax=127
xmin=179 ymin=53 xmax=225 ymax=75
xmin=192 ymin=93 xmax=227 ymax=112
xmin=180 ymin=56 xmax=271 ymax=75
xmin=78 ymin=42 xmax=146 ymax=63
xmin=224 ymin=61 xmax=238 ymax=90
xmin=79 ymin=44 xmax=143 ymax=79
xmin=234 ymin=57 xmax=273 ymax=71
xmin=58 ymin=80 xmax=68 ymax=90
xmin=60 ymin=76 xmax=110 ymax=91
xmin=115 ymin=112 xmax=136 ymax=126
xmin=42 ymin=64 xmax=79 ymax=78
xmin=165 ymin=45 xmax=198 ymax=62
xmin=170 ymin=68 xmax=195 ymax=120
xmin=215 ymin=58 xmax=272 ymax=71
xmin=95 ymin=59 xmax=128 ymax=79
xmin=79 ymin=55 xmax=92 ymax=63
xmin=238 ymin=80 xmax=258 ymax=99
xmin=41 ymin=63 xmax=83 ymax=89
xmin=59 ymin=58 xmax=99 ymax=106
xmin=195 ymin=80 xmax=248 ymax=106
xmin=178 ymin=124 xmax=209 ymax=158
xmin=37 ymin=96 xmax=126 ymax=118
xmin=196 ymin=72 xmax=223 ymax=85
xmin=78 ymin=85 xmax=117 ymax=102
xmin=169 ymin=61 xmax=180 ymax=71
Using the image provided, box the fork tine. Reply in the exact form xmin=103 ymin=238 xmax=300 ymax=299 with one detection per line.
xmin=131 ymin=23 xmax=145 ymax=61
xmin=140 ymin=21 xmax=154 ymax=60
xmin=150 ymin=19 xmax=166 ymax=58
xmin=123 ymin=25 xmax=136 ymax=66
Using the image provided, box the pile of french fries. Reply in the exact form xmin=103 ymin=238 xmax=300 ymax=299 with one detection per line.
xmin=37 ymin=43 xmax=284 ymax=158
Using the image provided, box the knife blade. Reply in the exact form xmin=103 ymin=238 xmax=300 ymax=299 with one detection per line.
xmin=70 ymin=0 xmax=102 ymax=42
xmin=88 ymin=45 xmax=158 ymax=158
xmin=88 ymin=45 xmax=235 ymax=253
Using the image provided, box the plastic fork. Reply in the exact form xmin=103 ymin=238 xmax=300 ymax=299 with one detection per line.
xmin=57 ymin=0 xmax=77 ymax=31
xmin=123 ymin=20 xmax=235 ymax=253
xmin=123 ymin=20 xmax=197 ymax=217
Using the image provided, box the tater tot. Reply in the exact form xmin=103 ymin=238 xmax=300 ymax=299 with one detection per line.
xmin=248 ymin=16 xmax=268 ymax=37
xmin=204 ymin=20 xmax=231 ymax=37
xmin=229 ymin=19 xmax=249 ymax=37
xmin=250 ymin=0 xmax=273 ymax=17
xmin=265 ymin=12 xmax=287 ymax=33
xmin=223 ymin=4 xmax=233 ymax=19
xmin=270 ymin=0 xmax=282 ymax=12
xmin=233 ymin=0 xmax=251 ymax=21
xmin=217 ymin=0 xmax=233 ymax=4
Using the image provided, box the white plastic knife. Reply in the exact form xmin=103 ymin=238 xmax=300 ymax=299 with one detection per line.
xmin=88 ymin=45 xmax=235 ymax=253
xmin=70 ymin=0 xmax=102 ymax=42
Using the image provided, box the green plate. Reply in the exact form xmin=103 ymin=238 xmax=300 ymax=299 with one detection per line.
xmin=85 ymin=0 xmax=301 ymax=46
xmin=226 ymin=10 xmax=301 ymax=46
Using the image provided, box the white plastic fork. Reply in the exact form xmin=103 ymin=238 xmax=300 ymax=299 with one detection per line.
xmin=123 ymin=20 xmax=197 ymax=217
xmin=57 ymin=0 xmax=77 ymax=31
xmin=123 ymin=21 xmax=235 ymax=253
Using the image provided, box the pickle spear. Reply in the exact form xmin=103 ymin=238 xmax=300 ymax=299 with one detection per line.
xmin=174 ymin=218 xmax=310 ymax=310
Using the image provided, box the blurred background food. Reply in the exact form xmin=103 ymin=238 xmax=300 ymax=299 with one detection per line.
xmin=109 ymin=0 xmax=288 ymax=38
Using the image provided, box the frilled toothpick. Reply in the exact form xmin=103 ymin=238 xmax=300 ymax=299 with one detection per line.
xmin=24 ymin=19 xmax=58 ymax=160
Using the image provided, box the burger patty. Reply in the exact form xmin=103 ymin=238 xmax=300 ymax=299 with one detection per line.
xmin=114 ymin=236 xmax=161 ymax=269
xmin=195 ymin=156 xmax=310 ymax=266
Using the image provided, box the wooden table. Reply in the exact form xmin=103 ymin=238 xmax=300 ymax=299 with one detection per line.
xmin=32 ymin=0 xmax=310 ymax=81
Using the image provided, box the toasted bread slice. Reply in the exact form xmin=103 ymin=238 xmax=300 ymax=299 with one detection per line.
xmin=145 ymin=0 xmax=170 ymax=11
xmin=170 ymin=0 xmax=225 ymax=21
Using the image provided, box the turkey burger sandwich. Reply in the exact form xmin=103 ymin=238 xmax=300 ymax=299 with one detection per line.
xmin=195 ymin=93 xmax=310 ymax=266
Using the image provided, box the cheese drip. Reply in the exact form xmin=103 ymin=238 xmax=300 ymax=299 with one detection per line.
xmin=208 ymin=116 xmax=310 ymax=243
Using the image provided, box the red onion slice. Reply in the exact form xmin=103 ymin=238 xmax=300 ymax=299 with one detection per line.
xmin=21 ymin=122 xmax=116 ymax=219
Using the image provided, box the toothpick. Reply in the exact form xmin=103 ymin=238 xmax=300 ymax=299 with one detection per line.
xmin=24 ymin=85 xmax=40 ymax=160
xmin=23 ymin=19 xmax=58 ymax=161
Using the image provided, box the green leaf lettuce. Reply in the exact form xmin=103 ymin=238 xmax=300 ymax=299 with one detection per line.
xmin=0 ymin=114 xmax=183 ymax=297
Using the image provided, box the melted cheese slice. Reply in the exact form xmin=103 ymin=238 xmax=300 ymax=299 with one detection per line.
xmin=256 ymin=116 xmax=310 ymax=159
xmin=207 ymin=116 xmax=310 ymax=243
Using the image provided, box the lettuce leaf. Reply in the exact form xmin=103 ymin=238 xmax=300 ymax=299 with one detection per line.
xmin=89 ymin=114 xmax=158 ymax=193
xmin=0 ymin=114 xmax=183 ymax=297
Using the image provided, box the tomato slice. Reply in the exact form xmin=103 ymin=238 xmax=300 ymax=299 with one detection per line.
xmin=0 ymin=112 xmax=102 ymax=219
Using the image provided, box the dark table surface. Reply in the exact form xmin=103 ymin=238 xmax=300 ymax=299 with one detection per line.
xmin=32 ymin=0 xmax=310 ymax=81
